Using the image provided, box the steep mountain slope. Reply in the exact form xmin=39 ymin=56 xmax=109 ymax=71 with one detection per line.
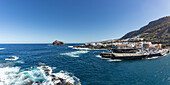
xmin=120 ymin=16 xmax=170 ymax=44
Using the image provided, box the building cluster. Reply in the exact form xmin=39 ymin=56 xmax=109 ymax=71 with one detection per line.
xmin=86 ymin=41 xmax=162 ymax=49
xmin=85 ymin=34 xmax=162 ymax=49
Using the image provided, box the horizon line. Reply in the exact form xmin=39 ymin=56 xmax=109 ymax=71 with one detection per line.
xmin=0 ymin=42 xmax=85 ymax=44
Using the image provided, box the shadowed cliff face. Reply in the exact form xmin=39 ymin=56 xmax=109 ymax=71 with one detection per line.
xmin=121 ymin=16 xmax=170 ymax=44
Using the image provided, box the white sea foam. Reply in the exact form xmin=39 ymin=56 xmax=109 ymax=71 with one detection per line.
xmin=0 ymin=66 xmax=81 ymax=85
xmin=96 ymin=55 xmax=109 ymax=59
xmin=55 ymin=70 xmax=80 ymax=84
xmin=96 ymin=55 xmax=101 ymax=58
xmin=16 ymin=61 xmax=24 ymax=64
xmin=108 ymin=59 xmax=122 ymax=62
xmin=0 ymin=48 xmax=5 ymax=50
xmin=0 ymin=67 xmax=20 ymax=85
xmin=69 ymin=46 xmax=105 ymax=50
xmin=146 ymin=57 xmax=159 ymax=60
xmin=60 ymin=51 xmax=89 ymax=57
xmin=68 ymin=46 xmax=73 ymax=48
xmin=73 ymin=48 xmax=90 ymax=50
xmin=73 ymin=47 xmax=106 ymax=50
xmin=5 ymin=56 xmax=19 ymax=61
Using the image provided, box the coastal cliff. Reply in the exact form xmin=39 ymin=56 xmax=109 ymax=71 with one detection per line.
xmin=121 ymin=16 xmax=170 ymax=45
xmin=52 ymin=40 xmax=66 ymax=45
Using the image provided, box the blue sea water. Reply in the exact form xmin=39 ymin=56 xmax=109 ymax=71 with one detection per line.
xmin=0 ymin=44 xmax=170 ymax=85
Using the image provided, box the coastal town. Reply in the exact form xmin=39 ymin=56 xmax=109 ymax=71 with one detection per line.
xmin=74 ymin=33 xmax=170 ymax=60
xmin=74 ymin=33 xmax=169 ymax=50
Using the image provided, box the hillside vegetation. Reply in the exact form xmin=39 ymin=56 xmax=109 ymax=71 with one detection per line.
xmin=121 ymin=16 xmax=170 ymax=45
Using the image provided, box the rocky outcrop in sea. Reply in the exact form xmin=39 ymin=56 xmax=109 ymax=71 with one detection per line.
xmin=52 ymin=40 xmax=66 ymax=45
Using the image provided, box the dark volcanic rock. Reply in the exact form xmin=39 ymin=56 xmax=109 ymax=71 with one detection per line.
xmin=52 ymin=40 xmax=66 ymax=45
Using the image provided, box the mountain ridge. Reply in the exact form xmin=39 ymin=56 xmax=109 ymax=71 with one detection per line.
xmin=120 ymin=16 xmax=170 ymax=44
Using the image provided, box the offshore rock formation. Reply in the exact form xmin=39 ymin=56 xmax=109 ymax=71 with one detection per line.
xmin=121 ymin=16 xmax=170 ymax=45
xmin=52 ymin=40 xmax=66 ymax=45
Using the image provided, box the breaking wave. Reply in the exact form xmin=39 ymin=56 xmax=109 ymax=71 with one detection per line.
xmin=5 ymin=56 xmax=19 ymax=61
xmin=68 ymin=46 xmax=73 ymax=48
xmin=96 ymin=55 xmax=108 ymax=59
xmin=0 ymin=48 xmax=5 ymax=50
xmin=0 ymin=66 xmax=81 ymax=85
xmin=60 ymin=51 xmax=89 ymax=57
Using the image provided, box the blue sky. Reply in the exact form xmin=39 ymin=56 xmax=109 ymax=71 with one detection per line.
xmin=0 ymin=0 xmax=170 ymax=43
